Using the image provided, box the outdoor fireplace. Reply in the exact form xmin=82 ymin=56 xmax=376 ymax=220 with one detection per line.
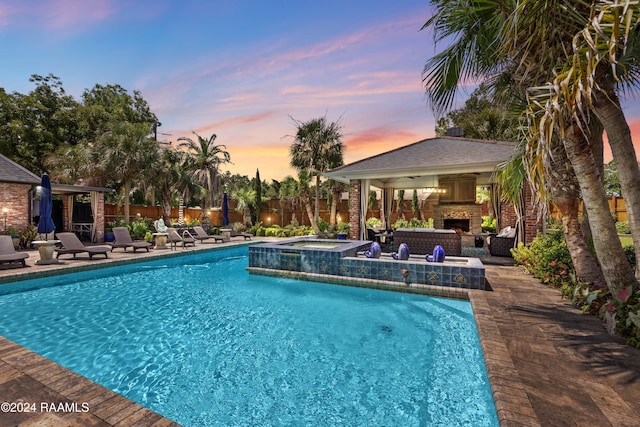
xmin=443 ymin=219 xmax=470 ymax=233
xmin=434 ymin=204 xmax=483 ymax=234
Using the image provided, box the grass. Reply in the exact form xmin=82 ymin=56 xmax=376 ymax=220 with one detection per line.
xmin=620 ymin=235 xmax=633 ymax=246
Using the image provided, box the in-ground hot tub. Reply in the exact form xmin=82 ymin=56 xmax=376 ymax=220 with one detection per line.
xmin=248 ymin=238 xmax=371 ymax=274
xmin=248 ymin=237 xmax=487 ymax=290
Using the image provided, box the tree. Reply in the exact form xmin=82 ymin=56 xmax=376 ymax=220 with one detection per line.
xmin=279 ymin=176 xmax=299 ymax=226
xmin=252 ymin=169 xmax=263 ymax=225
xmin=94 ymin=122 xmax=160 ymax=224
xmin=422 ymin=0 xmax=638 ymax=295
xmin=0 ymin=74 xmax=82 ymax=174
xmin=178 ymin=132 xmax=231 ymax=211
xmin=233 ymin=186 xmax=256 ymax=227
xmin=289 ymin=115 xmax=345 ymax=235
xmin=412 ymin=189 xmax=420 ymax=218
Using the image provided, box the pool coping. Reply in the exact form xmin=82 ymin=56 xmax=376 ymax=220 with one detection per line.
xmin=0 ymin=239 xmax=555 ymax=426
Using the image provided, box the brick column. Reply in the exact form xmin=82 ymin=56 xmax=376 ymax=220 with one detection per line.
xmin=95 ymin=192 xmax=105 ymax=243
xmin=348 ymin=180 xmax=361 ymax=240
xmin=524 ymin=185 xmax=542 ymax=244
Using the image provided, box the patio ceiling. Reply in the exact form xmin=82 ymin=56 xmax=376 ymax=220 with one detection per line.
xmin=325 ymin=136 xmax=516 ymax=189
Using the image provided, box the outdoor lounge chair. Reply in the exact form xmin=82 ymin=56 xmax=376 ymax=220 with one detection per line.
xmin=230 ymin=230 xmax=252 ymax=240
xmin=55 ymin=232 xmax=110 ymax=260
xmin=0 ymin=235 xmax=29 ymax=268
xmin=192 ymin=226 xmax=225 ymax=243
xmin=110 ymin=227 xmax=152 ymax=252
xmin=167 ymin=228 xmax=197 ymax=249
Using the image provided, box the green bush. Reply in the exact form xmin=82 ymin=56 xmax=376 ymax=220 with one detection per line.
xmin=616 ymin=221 xmax=630 ymax=234
xmin=512 ymin=231 xmax=573 ymax=288
xmin=481 ymin=216 xmax=496 ymax=233
xmin=128 ymin=219 xmax=150 ymax=239
xmin=366 ymin=217 xmax=382 ymax=229
xmin=391 ymin=217 xmax=432 ymax=229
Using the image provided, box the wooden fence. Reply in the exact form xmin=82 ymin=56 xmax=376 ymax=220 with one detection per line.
xmin=549 ymin=196 xmax=627 ymax=222
xmin=107 ymin=196 xmax=626 ymax=228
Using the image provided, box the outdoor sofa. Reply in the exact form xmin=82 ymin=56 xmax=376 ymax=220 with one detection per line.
xmin=392 ymin=228 xmax=462 ymax=256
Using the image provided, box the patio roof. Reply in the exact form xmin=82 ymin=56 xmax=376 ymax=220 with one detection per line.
xmin=325 ymin=136 xmax=516 ymax=188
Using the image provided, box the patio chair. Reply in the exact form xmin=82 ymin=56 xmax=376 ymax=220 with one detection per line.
xmin=55 ymin=232 xmax=110 ymax=260
xmin=488 ymin=226 xmax=517 ymax=257
xmin=110 ymin=227 xmax=152 ymax=253
xmin=230 ymin=230 xmax=252 ymax=240
xmin=167 ymin=228 xmax=197 ymax=250
xmin=192 ymin=226 xmax=226 ymax=243
xmin=0 ymin=235 xmax=29 ymax=268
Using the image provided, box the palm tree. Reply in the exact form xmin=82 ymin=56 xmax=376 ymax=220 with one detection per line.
xmin=422 ymin=0 xmax=638 ymax=295
xmin=289 ymin=115 xmax=345 ymax=234
xmin=233 ymin=186 xmax=255 ymax=227
xmin=178 ymin=132 xmax=231 ymax=211
xmin=279 ymin=176 xmax=299 ymax=226
xmin=94 ymin=122 xmax=160 ymax=224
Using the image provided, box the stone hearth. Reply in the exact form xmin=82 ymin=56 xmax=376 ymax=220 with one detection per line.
xmin=433 ymin=204 xmax=483 ymax=234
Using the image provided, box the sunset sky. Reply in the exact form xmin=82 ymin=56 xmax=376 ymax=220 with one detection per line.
xmin=2 ymin=0 xmax=639 ymax=181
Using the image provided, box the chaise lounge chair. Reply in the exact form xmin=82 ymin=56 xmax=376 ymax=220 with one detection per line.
xmin=110 ymin=227 xmax=152 ymax=253
xmin=192 ymin=226 xmax=225 ymax=243
xmin=230 ymin=230 xmax=252 ymax=240
xmin=167 ymin=228 xmax=197 ymax=250
xmin=0 ymin=235 xmax=29 ymax=268
xmin=55 ymin=232 xmax=110 ymax=260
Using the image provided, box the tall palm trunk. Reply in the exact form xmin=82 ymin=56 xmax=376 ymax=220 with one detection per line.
xmin=580 ymin=121 xmax=604 ymax=246
xmin=161 ymin=184 xmax=172 ymax=224
xmin=546 ymin=145 xmax=606 ymax=287
xmin=563 ymin=124 xmax=638 ymax=297
xmin=592 ymin=80 xmax=640 ymax=282
xmin=123 ymin=181 xmax=131 ymax=225
xmin=314 ymin=175 xmax=321 ymax=226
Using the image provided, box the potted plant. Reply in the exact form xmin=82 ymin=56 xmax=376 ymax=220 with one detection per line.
xmin=336 ymin=222 xmax=350 ymax=239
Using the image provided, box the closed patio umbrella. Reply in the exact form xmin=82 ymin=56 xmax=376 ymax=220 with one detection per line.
xmin=222 ymin=192 xmax=229 ymax=226
xmin=37 ymin=174 xmax=56 ymax=240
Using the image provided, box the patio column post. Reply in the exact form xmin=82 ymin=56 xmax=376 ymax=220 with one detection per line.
xmin=348 ymin=179 xmax=361 ymax=240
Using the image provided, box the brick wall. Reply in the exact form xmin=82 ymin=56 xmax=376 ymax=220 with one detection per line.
xmin=0 ymin=183 xmax=32 ymax=233
xmin=348 ymin=180 xmax=361 ymax=240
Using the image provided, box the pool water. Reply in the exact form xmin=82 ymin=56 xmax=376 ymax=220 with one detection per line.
xmin=0 ymin=247 xmax=498 ymax=426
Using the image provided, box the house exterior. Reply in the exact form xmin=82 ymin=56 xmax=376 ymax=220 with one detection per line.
xmin=0 ymin=154 xmax=112 ymax=242
xmin=324 ymin=136 xmax=542 ymax=244
xmin=0 ymin=154 xmax=40 ymax=232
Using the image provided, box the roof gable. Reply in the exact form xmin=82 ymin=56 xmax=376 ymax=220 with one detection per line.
xmin=324 ymin=136 xmax=516 ymax=187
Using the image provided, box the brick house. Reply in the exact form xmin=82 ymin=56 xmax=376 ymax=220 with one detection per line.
xmin=0 ymin=154 xmax=40 ymax=233
xmin=0 ymin=154 xmax=112 ymax=242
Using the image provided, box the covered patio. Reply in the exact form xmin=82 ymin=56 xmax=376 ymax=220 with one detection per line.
xmin=324 ymin=136 xmax=541 ymax=245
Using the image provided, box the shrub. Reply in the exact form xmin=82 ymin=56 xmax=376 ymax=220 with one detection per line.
xmin=366 ymin=217 xmax=382 ymax=229
xmin=481 ymin=216 xmax=496 ymax=233
xmin=512 ymin=231 xmax=573 ymax=288
xmin=128 ymin=219 xmax=150 ymax=239
xmin=616 ymin=221 xmax=630 ymax=234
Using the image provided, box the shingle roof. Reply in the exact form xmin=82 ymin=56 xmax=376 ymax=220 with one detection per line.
xmin=0 ymin=154 xmax=41 ymax=185
xmin=330 ymin=136 xmax=515 ymax=175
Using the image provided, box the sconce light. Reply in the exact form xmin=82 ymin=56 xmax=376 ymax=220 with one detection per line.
xmin=2 ymin=207 xmax=7 ymax=231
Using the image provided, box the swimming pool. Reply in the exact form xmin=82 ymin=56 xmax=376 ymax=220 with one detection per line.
xmin=0 ymin=246 xmax=498 ymax=426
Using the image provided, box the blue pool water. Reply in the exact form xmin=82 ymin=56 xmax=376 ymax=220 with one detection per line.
xmin=0 ymin=247 xmax=498 ymax=426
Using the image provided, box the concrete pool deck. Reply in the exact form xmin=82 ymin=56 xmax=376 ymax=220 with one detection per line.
xmin=0 ymin=239 xmax=639 ymax=426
